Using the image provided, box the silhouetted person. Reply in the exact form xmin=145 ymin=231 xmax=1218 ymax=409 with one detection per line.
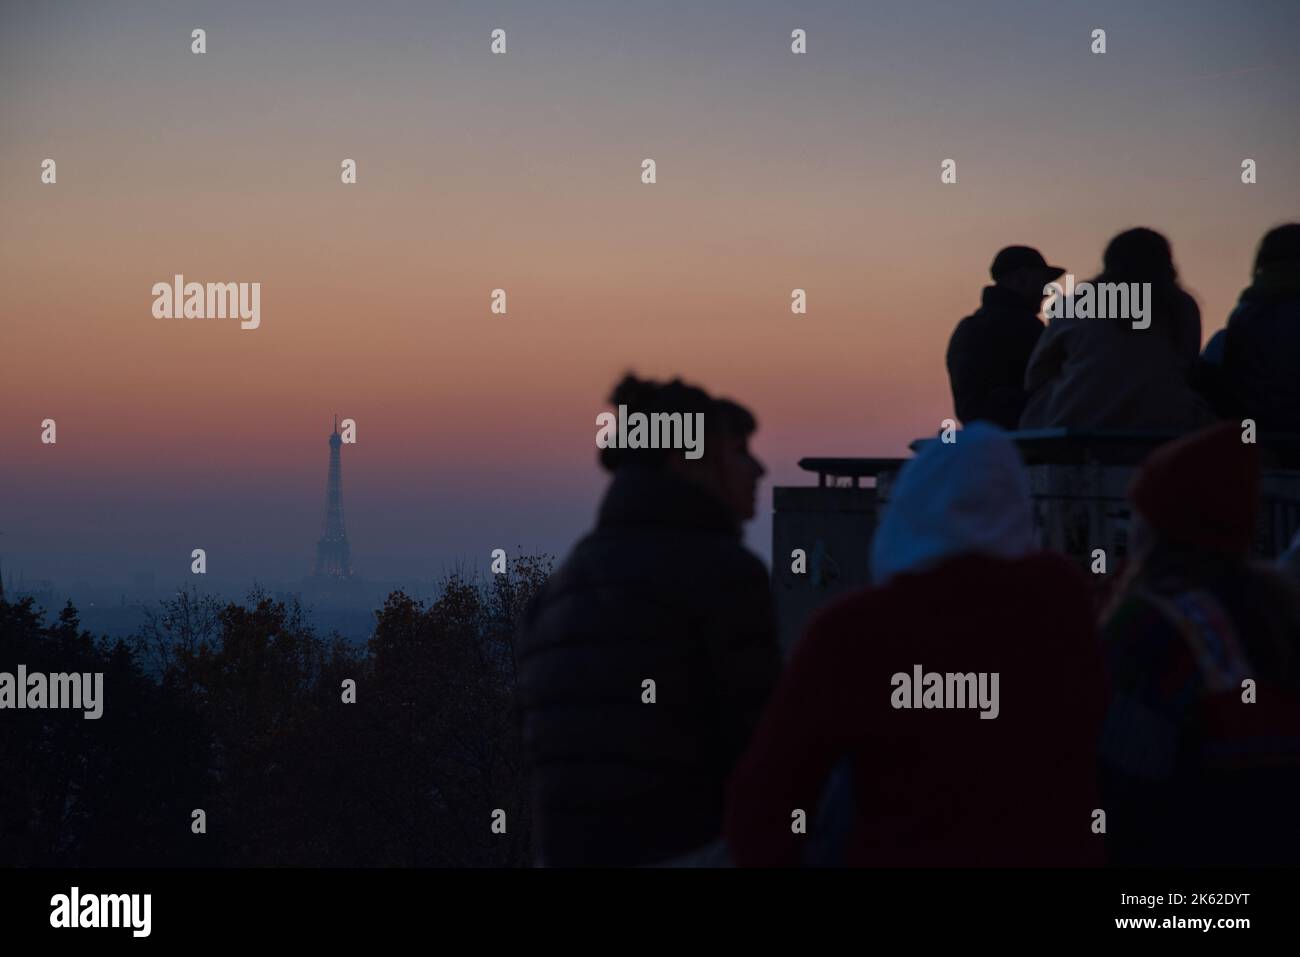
xmin=1209 ymin=223 xmax=1300 ymax=432
xmin=725 ymin=424 xmax=1105 ymax=866
xmin=518 ymin=373 xmax=779 ymax=867
xmin=1099 ymin=424 xmax=1300 ymax=865
xmin=1021 ymin=227 xmax=1213 ymax=431
xmin=946 ymin=246 xmax=1063 ymax=429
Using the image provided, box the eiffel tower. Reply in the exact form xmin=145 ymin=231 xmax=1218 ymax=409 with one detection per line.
xmin=312 ymin=416 xmax=354 ymax=579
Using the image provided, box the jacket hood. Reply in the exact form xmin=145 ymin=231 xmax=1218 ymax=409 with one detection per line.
xmin=870 ymin=423 xmax=1036 ymax=586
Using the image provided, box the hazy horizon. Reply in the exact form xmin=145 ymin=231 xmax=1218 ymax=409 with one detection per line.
xmin=4 ymin=0 xmax=1299 ymax=584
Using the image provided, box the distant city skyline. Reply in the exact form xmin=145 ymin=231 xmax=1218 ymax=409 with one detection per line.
xmin=3 ymin=0 xmax=1299 ymax=584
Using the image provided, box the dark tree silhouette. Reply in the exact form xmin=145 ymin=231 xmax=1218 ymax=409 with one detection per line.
xmin=0 ymin=556 xmax=552 ymax=867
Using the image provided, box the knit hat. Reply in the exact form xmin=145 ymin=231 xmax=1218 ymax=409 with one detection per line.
xmin=871 ymin=422 xmax=1036 ymax=586
xmin=1129 ymin=424 xmax=1260 ymax=556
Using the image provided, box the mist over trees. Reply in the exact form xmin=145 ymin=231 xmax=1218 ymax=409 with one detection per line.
xmin=0 ymin=555 xmax=552 ymax=867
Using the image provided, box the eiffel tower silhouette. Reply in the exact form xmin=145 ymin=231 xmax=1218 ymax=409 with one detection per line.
xmin=311 ymin=416 xmax=353 ymax=579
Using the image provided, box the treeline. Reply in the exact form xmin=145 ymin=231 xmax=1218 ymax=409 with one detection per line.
xmin=0 ymin=555 xmax=551 ymax=867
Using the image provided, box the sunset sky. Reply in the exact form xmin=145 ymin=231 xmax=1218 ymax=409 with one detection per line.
xmin=2 ymin=0 xmax=1298 ymax=584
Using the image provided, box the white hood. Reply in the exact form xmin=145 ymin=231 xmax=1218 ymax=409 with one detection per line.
xmin=870 ymin=422 xmax=1036 ymax=586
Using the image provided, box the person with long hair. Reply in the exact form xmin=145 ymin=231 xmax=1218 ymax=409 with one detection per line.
xmin=1020 ymin=227 xmax=1213 ymax=431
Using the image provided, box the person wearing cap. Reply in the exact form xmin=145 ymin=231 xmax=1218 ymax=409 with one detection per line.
xmin=1214 ymin=223 xmax=1300 ymax=433
xmin=1098 ymin=423 xmax=1300 ymax=865
xmin=1020 ymin=227 xmax=1213 ymax=431
xmin=945 ymin=245 xmax=1063 ymax=430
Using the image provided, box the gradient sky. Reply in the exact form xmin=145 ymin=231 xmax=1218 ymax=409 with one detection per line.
xmin=2 ymin=0 xmax=1298 ymax=584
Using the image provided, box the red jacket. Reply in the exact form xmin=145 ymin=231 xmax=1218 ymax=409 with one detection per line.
xmin=725 ymin=552 xmax=1107 ymax=867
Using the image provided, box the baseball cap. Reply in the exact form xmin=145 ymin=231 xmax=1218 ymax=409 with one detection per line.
xmin=991 ymin=246 xmax=1066 ymax=282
